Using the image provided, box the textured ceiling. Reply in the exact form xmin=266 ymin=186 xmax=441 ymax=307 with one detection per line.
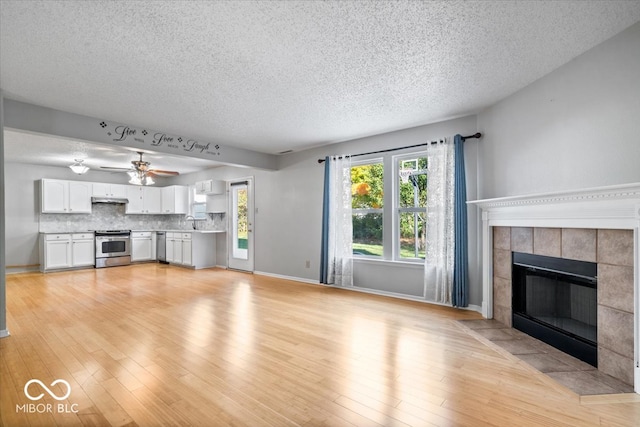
xmin=2 ymin=0 xmax=640 ymax=162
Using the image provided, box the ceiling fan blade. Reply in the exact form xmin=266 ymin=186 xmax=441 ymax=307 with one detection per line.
xmin=148 ymin=169 xmax=180 ymax=176
xmin=100 ymin=166 xmax=133 ymax=172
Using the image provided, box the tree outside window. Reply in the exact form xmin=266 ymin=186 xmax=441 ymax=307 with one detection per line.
xmin=351 ymin=162 xmax=383 ymax=257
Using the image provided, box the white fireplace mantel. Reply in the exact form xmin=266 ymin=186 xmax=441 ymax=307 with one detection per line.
xmin=468 ymin=182 xmax=640 ymax=394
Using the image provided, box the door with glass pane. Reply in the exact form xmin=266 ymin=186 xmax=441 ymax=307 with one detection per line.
xmin=227 ymin=178 xmax=254 ymax=272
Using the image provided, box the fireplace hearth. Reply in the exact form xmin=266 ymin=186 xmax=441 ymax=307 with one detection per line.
xmin=512 ymin=252 xmax=598 ymax=367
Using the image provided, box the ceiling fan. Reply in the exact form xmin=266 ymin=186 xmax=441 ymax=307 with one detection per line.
xmin=100 ymin=151 xmax=179 ymax=185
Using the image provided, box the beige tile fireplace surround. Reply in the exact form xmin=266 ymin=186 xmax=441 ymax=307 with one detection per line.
xmin=470 ymin=183 xmax=640 ymax=394
xmin=493 ymin=226 xmax=633 ymax=386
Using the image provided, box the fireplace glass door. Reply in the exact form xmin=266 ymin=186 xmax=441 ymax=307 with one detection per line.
xmin=512 ymin=252 xmax=597 ymax=366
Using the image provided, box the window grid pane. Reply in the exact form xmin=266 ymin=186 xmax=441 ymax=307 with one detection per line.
xmin=351 ymin=162 xmax=384 ymax=257
xmin=397 ymin=156 xmax=428 ymax=260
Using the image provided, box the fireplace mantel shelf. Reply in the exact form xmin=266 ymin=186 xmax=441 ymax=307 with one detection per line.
xmin=468 ymin=182 xmax=640 ymax=210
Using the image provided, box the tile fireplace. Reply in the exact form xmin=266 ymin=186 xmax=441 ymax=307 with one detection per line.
xmin=470 ymin=183 xmax=640 ymax=393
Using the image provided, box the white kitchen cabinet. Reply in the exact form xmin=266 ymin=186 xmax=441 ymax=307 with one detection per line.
xmin=71 ymin=233 xmax=95 ymax=267
xmin=125 ymin=186 xmax=144 ymax=213
xmin=131 ymin=231 xmax=154 ymax=262
xmin=161 ymin=185 xmax=188 ymax=214
xmin=40 ymin=232 xmax=94 ymax=271
xmin=196 ymin=179 xmax=225 ymax=195
xmin=42 ymin=234 xmax=72 ymax=270
xmin=41 ymin=179 xmax=92 ymax=213
xmin=166 ymin=233 xmax=175 ymax=262
xmin=181 ymin=233 xmax=192 ymax=266
xmin=92 ymin=183 xmax=127 ymax=198
xmin=143 ymin=187 xmax=162 ymax=213
xmin=165 ymin=231 xmax=216 ymax=269
xmin=166 ymin=232 xmax=184 ymax=264
xmin=206 ymin=194 xmax=226 ymax=213
xmin=126 ymin=186 xmax=161 ymax=214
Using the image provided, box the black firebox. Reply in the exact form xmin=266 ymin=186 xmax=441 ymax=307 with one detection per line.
xmin=512 ymin=252 xmax=598 ymax=367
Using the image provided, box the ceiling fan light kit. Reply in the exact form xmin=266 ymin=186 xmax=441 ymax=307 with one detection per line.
xmin=100 ymin=151 xmax=178 ymax=185
xmin=69 ymin=159 xmax=89 ymax=175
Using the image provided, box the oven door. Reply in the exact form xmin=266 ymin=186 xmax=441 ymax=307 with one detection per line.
xmin=96 ymin=237 xmax=131 ymax=258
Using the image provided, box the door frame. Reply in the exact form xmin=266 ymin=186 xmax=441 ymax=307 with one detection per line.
xmin=227 ymin=176 xmax=254 ymax=272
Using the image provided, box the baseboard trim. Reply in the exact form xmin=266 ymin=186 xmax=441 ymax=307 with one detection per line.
xmin=254 ymin=271 xmax=319 ymax=285
xmin=253 ymin=271 xmax=481 ymax=312
xmin=6 ymin=265 xmax=40 ymax=275
xmin=334 ymin=285 xmax=483 ymax=313
xmin=0 ymin=329 xmax=10 ymax=339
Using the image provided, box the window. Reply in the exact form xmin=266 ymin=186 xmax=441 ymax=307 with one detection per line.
xmin=191 ymin=186 xmax=207 ymax=220
xmin=351 ymin=161 xmax=384 ymax=257
xmin=397 ymin=155 xmax=428 ymax=260
xmin=350 ymin=152 xmax=428 ymax=262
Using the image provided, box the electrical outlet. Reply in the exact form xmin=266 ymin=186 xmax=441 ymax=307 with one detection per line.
xmin=305 ymin=260 xmax=311 ymax=268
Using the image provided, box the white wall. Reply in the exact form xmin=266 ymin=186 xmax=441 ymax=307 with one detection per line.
xmin=478 ymin=22 xmax=640 ymax=199
xmin=173 ymin=115 xmax=483 ymax=306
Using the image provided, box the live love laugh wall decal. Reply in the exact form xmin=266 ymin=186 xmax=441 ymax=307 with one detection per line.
xmin=98 ymin=121 xmax=222 ymax=157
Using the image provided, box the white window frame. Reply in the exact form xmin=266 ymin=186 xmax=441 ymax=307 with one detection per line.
xmin=393 ymin=152 xmax=428 ymax=262
xmin=190 ymin=185 xmax=207 ymax=220
xmin=350 ymin=151 xmax=429 ymax=263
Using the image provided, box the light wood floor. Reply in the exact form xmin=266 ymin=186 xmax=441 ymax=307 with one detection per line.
xmin=1 ymin=264 xmax=639 ymax=426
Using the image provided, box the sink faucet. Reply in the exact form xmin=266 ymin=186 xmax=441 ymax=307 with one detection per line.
xmin=185 ymin=215 xmax=196 ymax=230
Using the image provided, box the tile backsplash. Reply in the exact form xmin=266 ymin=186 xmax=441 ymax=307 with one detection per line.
xmin=39 ymin=203 xmax=226 ymax=232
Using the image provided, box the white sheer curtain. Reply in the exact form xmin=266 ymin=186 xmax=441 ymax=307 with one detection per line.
xmin=424 ymin=139 xmax=455 ymax=304
xmin=327 ymin=156 xmax=353 ymax=286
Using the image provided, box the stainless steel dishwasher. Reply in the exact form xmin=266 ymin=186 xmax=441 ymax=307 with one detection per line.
xmin=156 ymin=231 xmax=167 ymax=263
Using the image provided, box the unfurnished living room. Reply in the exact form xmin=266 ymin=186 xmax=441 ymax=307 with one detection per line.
xmin=1 ymin=1 xmax=640 ymax=426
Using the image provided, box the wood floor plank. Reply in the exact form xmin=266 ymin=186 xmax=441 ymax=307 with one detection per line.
xmin=1 ymin=264 xmax=639 ymax=426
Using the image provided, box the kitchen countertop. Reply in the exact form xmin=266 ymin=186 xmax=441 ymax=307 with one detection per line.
xmin=41 ymin=230 xmax=226 ymax=234
xmin=134 ymin=229 xmax=226 ymax=233
xmin=40 ymin=231 xmax=95 ymax=234
xmin=192 ymin=230 xmax=226 ymax=234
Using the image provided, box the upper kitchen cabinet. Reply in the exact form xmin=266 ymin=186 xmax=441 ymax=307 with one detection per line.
xmin=143 ymin=187 xmax=162 ymax=213
xmin=195 ymin=179 xmax=225 ymax=195
xmin=126 ymin=186 xmax=162 ymax=214
xmin=41 ymin=179 xmax=92 ymax=213
xmin=161 ymin=185 xmax=188 ymax=214
xmin=206 ymin=195 xmax=227 ymax=213
xmin=92 ymin=182 xmax=127 ymax=198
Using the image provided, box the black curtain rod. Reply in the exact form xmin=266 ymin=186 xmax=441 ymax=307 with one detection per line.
xmin=317 ymin=132 xmax=481 ymax=163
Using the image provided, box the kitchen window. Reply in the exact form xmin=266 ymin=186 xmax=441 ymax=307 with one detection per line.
xmin=191 ymin=186 xmax=207 ymax=220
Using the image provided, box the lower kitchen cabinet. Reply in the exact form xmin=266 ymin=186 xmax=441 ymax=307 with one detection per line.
xmin=131 ymin=231 xmax=156 ymax=262
xmin=71 ymin=233 xmax=95 ymax=267
xmin=166 ymin=232 xmax=215 ymax=269
xmin=40 ymin=233 xmax=95 ymax=272
xmin=42 ymin=234 xmax=72 ymax=270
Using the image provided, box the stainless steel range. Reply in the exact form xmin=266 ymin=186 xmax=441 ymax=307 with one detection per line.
xmin=95 ymin=230 xmax=131 ymax=268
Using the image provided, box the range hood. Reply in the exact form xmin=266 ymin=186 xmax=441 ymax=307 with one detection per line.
xmin=91 ymin=196 xmax=129 ymax=204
